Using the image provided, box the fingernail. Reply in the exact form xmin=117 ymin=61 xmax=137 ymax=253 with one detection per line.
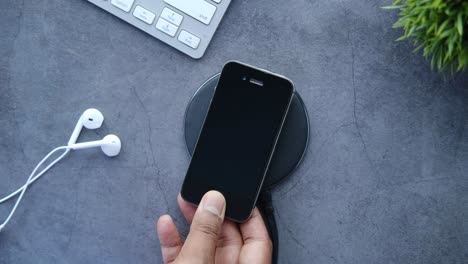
xmin=203 ymin=191 xmax=225 ymax=217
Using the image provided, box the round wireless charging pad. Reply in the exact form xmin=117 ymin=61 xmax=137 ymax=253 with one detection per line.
xmin=184 ymin=73 xmax=310 ymax=190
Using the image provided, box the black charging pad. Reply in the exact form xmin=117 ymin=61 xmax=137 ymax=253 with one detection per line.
xmin=184 ymin=73 xmax=310 ymax=190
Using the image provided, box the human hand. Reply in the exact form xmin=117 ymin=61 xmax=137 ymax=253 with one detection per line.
xmin=157 ymin=191 xmax=272 ymax=264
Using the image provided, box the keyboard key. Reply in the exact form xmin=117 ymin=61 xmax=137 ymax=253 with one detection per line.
xmin=156 ymin=18 xmax=178 ymax=37
xmin=212 ymin=0 xmax=221 ymax=3
xmin=178 ymin=30 xmax=200 ymax=49
xmin=133 ymin=6 xmax=156 ymax=24
xmin=160 ymin=8 xmax=183 ymax=26
xmin=111 ymin=0 xmax=135 ymax=12
xmin=164 ymin=0 xmax=216 ymax=25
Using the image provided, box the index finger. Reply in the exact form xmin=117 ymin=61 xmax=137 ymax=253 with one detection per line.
xmin=178 ymin=193 xmax=196 ymax=223
xmin=239 ymin=208 xmax=271 ymax=245
xmin=238 ymin=208 xmax=272 ymax=263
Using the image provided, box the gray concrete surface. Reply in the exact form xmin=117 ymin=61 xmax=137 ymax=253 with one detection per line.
xmin=1 ymin=0 xmax=467 ymax=263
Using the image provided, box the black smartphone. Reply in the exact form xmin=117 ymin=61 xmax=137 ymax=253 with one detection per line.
xmin=181 ymin=61 xmax=294 ymax=222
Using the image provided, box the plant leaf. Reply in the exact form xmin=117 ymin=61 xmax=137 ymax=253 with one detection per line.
xmin=382 ymin=5 xmax=403 ymax=10
xmin=456 ymin=13 xmax=463 ymax=36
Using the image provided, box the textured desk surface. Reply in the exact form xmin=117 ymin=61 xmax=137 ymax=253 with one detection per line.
xmin=1 ymin=0 xmax=467 ymax=263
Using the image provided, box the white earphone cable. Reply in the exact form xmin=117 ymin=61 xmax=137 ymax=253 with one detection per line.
xmin=0 ymin=149 xmax=71 ymax=204
xmin=0 ymin=146 xmax=70 ymax=231
xmin=0 ymin=149 xmax=70 ymax=204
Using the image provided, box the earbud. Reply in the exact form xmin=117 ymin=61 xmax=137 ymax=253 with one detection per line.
xmin=68 ymin=134 xmax=121 ymax=157
xmin=68 ymin=108 xmax=104 ymax=146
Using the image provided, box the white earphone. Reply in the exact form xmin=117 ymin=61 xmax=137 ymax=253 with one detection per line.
xmin=67 ymin=108 xmax=121 ymax=156
xmin=0 ymin=108 xmax=121 ymax=232
xmin=68 ymin=108 xmax=105 ymax=145
xmin=69 ymin=134 xmax=121 ymax=157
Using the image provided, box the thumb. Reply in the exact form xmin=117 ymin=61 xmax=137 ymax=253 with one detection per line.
xmin=179 ymin=191 xmax=226 ymax=263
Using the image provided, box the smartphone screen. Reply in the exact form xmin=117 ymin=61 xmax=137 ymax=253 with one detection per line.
xmin=181 ymin=61 xmax=294 ymax=222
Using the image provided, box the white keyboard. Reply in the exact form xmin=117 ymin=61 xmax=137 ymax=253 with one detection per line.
xmin=87 ymin=0 xmax=231 ymax=59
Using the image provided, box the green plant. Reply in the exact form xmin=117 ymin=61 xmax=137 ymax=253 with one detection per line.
xmin=384 ymin=0 xmax=468 ymax=74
